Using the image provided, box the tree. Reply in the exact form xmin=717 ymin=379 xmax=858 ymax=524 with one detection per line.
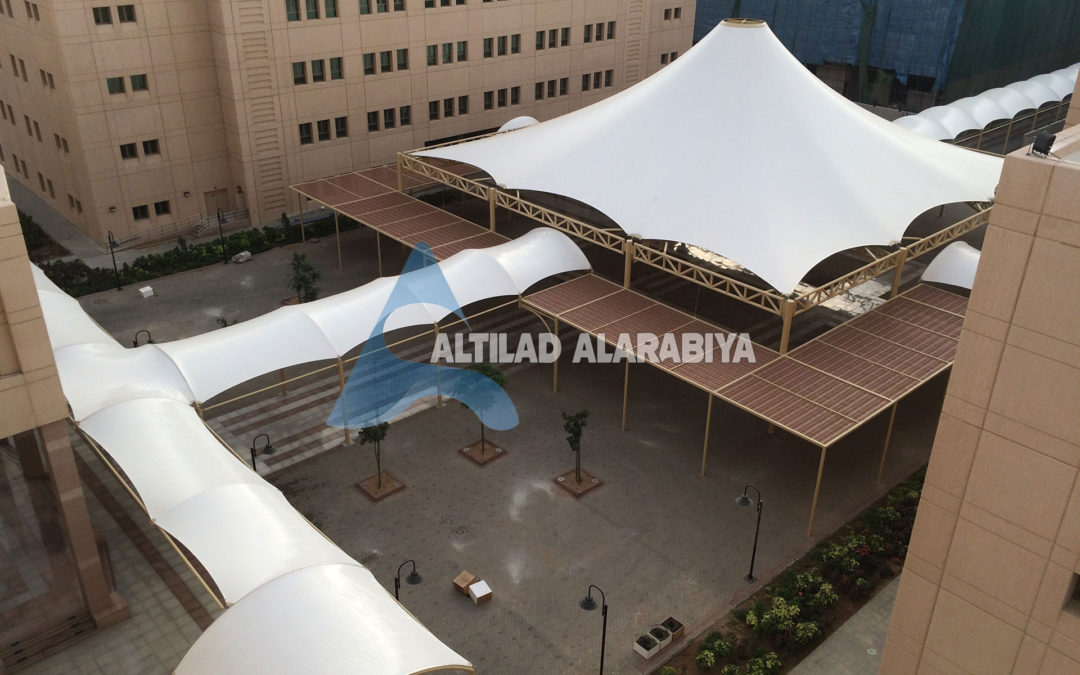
xmin=288 ymin=252 xmax=321 ymax=303
xmin=562 ymin=409 xmax=589 ymax=485
xmin=357 ymin=422 xmax=390 ymax=489
xmin=460 ymin=362 xmax=507 ymax=456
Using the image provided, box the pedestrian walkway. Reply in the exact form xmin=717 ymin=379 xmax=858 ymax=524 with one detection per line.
xmin=790 ymin=576 xmax=900 ymax=675
xmin=5 ymin=176 xmax=103 ymax=261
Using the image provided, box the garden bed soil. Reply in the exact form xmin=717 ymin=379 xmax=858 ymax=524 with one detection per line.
xmin=554 ymin=468 xmax=602 ymax=497
xmin=459 ymin=440 xmax=506 ymax=465
xmin=356 ymin=471 xmax=406 ymax=501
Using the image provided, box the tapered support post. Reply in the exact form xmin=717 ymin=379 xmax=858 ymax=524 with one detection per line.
xmin=396 ymin=154 xmax=404 ymax=193
xmin=700 ymin=394 xmax=714 ymax=477
xmin=334 ymin=211 xmax=342 ymax=273
xmin=623 ymin=238 xmax=634 ymax=288
xmin=488 ymin=187 xmax=497 ymax=232
xmin=876 ymin=403 xmax=898 ymax=485
xmin=339 ymin=357 xmax=350 ymax=445
xmin=807 ymin=445 xmax=829 ymax=537
xmin=620 ymin=359 xmax=630 ymax=431
xmin=779 ymin=298 xmax=796 ymax=355
xmin=300 ymin=197 xmax=306 ymax=243
xmin=279 ymin=368 xmax=288 ymax=395
xmin=891 ymin=249 xmax=908 ymax=298
xmin=376 ymin=231 xmax=383 ymax=277
xmin=553 ymin=318 xmax=560 ymax=393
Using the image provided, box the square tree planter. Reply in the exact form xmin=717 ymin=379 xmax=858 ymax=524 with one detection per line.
xmin=661 ymin=617 xmax=684 ymax=643
xmin=633 ymin=634 xmax=660 ymax=659
xmin=649 ymin=626 xmax=671 ymax=649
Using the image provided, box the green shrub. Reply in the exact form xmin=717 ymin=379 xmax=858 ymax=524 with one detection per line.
xmin=705 ymin=632 xmax=733 ymax=659
xmin=808 ymin=582 xmax=838 ymax=613
xmin=748 ymin=597 xmax=800 ymax=637
xmin=855 ymin=577 xmax=872 ymax=596
xmin=696 ymin=649 xmax=716 ymax=670
xmin=744 ymin=652 xmax=781 ymax=675
xmin=793 ymin=621 xmax=821 ymax=646
xmin=719 ymin=666 xmax=740 ymax=675
xmin=658 ymin=667 xmax=677 ymax=675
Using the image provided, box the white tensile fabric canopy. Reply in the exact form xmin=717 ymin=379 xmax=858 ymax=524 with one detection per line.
xmin=34 ymin=228 xmax=589 ymax=672
xmin=922 ymin=241 xmax=981 ymax=289
xmin=417 ymin=19 xmax=1003 ymax=294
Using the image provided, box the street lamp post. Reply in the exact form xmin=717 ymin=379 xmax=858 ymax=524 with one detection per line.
xmin=250 ymin=433 xmax=274 ymax=471
xmin=736 ymin=484 xmax=764 ymax=582
xmin=217 ymin=207 xmax=228 ymax=264
xmin=107 ymin=230 xmax=122 ymax=291
xmin=579 ymin=584 xmax=608 ymax=674
xmin=394 ymin=559 xmax=422 ymax=600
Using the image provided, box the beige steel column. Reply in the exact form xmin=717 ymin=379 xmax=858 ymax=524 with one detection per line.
xmin=339 ymin=357 xmax=350 ymax=446
xmin=396 ymin=154 xmax=404 ymax=193
xmin=623 ymin=238 xmax=634 ymax=288
xmin=552 ymin=318 xmax=560 ymax=392
xmin=778 ymin=298 xmax=796 ymax=354
xmin=700 ymin=394 xmax=714 ymax=477
xmin=376 ymin=232 xmax=383 ymax=277
xmin=280 ymin=367 xmax=288 ymax=395
xmin=300 ymin=197 xmax=307 ymax=243
xmin=621 ymin=359 xmax=630 ymax=431
xmin=40 ymin=421 xmax=129 ymax=628
xmin=876 ymin=403 xmax=898 ymax=485
xmin=890 ymin=249 xmax=908 ymax=298
xmin=334 ymin=212 xmax=342 ymax=273
xmin=807 ymin=445 xmax=829 ymax=537
xmin=488 ymin=187 xmax=497 ymax=232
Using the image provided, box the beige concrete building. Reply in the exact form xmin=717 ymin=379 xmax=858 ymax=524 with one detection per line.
xmin=882 ymin=75 xmax=1080 ymax=673
xmin=0 ymin=0 xmax=693 ymax=246
xmin=0 ymin=165 xmax=128 ymax=672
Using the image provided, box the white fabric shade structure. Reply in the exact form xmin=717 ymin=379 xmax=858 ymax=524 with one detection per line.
xmin=896 ymin=62 xmax=1078 ymax=140
xmin=416 ymin=19 xmax=1001 ymax=295
xmin=32 ymin=228 xmax=589 ymax=673
xmin=922 ymin=241 xmax=981 ymax=290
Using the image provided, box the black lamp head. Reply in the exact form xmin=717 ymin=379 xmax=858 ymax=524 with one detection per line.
xmin=580 ymin=594 xmax=598 ymax=611
xmin=406 ymin=569 xmax=423 ymax=586
xmin=1032 ymin=132 xmax=1056 ymax=157
xmin=736 ymin=493 xmax=752 ymax=507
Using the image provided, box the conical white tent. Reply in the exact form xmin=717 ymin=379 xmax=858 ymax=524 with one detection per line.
xmin=417 ymin=19 xmax=1002 ymax=294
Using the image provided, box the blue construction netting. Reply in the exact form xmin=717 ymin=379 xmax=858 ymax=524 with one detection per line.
xmin=694 ymin=0 xmax=965 ymax=90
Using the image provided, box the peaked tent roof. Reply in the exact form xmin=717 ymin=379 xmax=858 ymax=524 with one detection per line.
xmin=417 ymin=19 xmax=1003 ymax=294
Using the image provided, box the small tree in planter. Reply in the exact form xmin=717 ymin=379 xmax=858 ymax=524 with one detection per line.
xmin=357 ymin=422 xmax=390 ymax=489
xmin=460 ymin=362 xmax=507 ymax=457
xmin=289 ymin=252 xmax=320 ymax=303
xmin=563 ymin=409 xmax=589 ymax=485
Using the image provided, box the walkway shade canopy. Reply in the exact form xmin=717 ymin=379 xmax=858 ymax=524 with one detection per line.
xmin=922 ymin=241 xmax=981 ymax=289
xmin=417 ymin=19 xmax=1002 ymax=294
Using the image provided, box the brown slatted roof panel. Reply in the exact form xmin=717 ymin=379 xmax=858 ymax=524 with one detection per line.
xmin=601 ymin=304 xmax=696 ymax=347
xmin=849 ymin=313 xmax=957 ymax=361
xmin=402 ymin=221 xmax=487 ymax=248
xmin=875 ymin=297 xmax=964 ymax=339
xmin=524 ymin=275 xmax=623 ymax=316
xmin=325 ymin=172 xmax=393 ymax=199
xmin=670 ymin=356 xmax=770 ymax=392
xmin=901 ymin=284 xmax=968 ymax=317
xmin=295 ymin=180 xmax=359 ymax=207
xmin=560 ymin=289 xmax=656 ymax=332
xmin=431 ymin=232 xmax=510 ymax=259
xmin=819 ymin=325 xmax=946 ymax=380
xmin=789 ymin=341 xmax=920 ymax=400
xmin=752 ymin=359 xmax=890 ymax=422
xmin=719 ymin=376 xmax=856 ymax=446
xmin=351 ymin=191 xmax=416 ymax=213
xmin=360 ymin=165 xmax=403 ymax=189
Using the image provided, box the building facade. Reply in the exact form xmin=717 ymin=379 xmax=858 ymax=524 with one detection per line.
xmin=881 ymin=75 xmax=1080 ymax=673
xmin=0 ymin=0 xmax=693 ymax=246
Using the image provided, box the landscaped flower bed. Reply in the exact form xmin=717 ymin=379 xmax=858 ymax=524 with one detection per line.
xmin=660 ymin=468 xmax=924 ymax=674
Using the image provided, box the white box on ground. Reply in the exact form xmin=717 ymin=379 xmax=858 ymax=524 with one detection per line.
xmin=139 ymin=286 xmax=154 ymax=299
xmin=468 ymin=580 xmax=492 ymax=604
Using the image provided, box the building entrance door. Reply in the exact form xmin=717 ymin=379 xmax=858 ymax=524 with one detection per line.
xmin=203 ymin=188 xmax=230 ymax=216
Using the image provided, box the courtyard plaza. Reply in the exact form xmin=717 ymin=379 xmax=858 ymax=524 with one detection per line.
xmin=13 ymin=218 xmax=952 ymax=672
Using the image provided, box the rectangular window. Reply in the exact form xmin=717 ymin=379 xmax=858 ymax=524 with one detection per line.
xmin=76 ymin=199 xmax=82 ymax=213
xmin=424 ymin=0 xmax=433 ymax=6
xmin=54 ymin=133 xmax=60 ymax=148
xmin=399 ymin=105 xmax=410 ymax=126
xmin=548 ymin=28 xmax=556 ymax=48
xmin=663 ymin=8 xmax=671 ymax=20
xmin=510 ymin=86 xmax=519 ymax=105
xmin=132 ymin=204 xmax=149 ymax=220
xmin=68 ymin=195 xmax=75 ymax=209
xmin=595 ymin=23 xmax=604 ymax=41
xmin=547 ymin=79 xmax=555 ymax=98
xmin=497 ymin=36 xmax=506 ymax=56
xmin=47 ymin=179 xmax=54 ymax=198
xmin=120 ymin=142 xmax=137 ymax=159
xmin=559 ymin=77 xmax=567 ymax=96
xmin=510 ymin=33 xmax=520 ymax=54
xmin=660 ymin=53 xmax=668 ymax=65
xmin=359 ymin=0 xmax=370 ymax=14
xmin=674 ymin=8 xmax=681 ymax=19
xmin=377 ymin=0 xmax=387 ymax=11
xmin=336 ymin=115 xmax=348 ymax=137
xmin=325 ymin=0 xmax=337 ymax=17
xmin=364 ymin=52 xmax=375 ymax=74
xmin=130 ymin=74 xmax=148 ymax=91
xmin=154 ymin=200 xmax=170 ymax=215
xmin=593 ymin=71 xmax=601 ymax=89
xmin=367 ymin=111 xmax=379 ymax=131
xmin=456 ymin=41 xmax=467 ymax=62
xmin=497 ymin=88 xmax=506 ymax=107
xmin=457 ymin=95 xmax=468 ymax=114
xmin=426 ymin=45 xmax=437 ymax=66
xmin=92 ymin=6 xmax=111 ymax=24
xmin=605 ymin=69 xmax=613 ymax=87
xmin=443 ymin=98 xmax=454 ymax=117
xmin=19 ymin=59 xmax=26 ymax=81
xmin=106 ymin=76 xmax=124 ymax=94
xmin=292 ymin=61 xmax=306 ymax=84
xmin=394 ymin=0 xmax=405 ymax=9
xmin=33 ymin=120 xmax=40 ymax=141
xmin=143 ymin=139 xmax=159 ymax=155
xmin=382 ymin=108 xmax=394 ymax=129
xmin=330 ymin=57 xmax=343 ymax=79
xmin=483 ymin=91 xmax=492 ymax=109
xmin=534 ymin=82 xmax=543 ymax=100
xmin=46 ymin=72 xmax=54 ymax=88
xmin=286 ymin=0 xmax=299 ymax=21
xmin=37 ymin=172 xmax=45 ymax=192
xmin=428 ymin=101 xmax=439 ymax=120
xmin=305 ymin=0 xmax=319 ymax=19
xmin=317 ymin=119 xmax=331 ymax=141
xmin=584 ymin=24 xmax=591 ymax=43
xmin=24 ymin=115 xmax=31 ymax=135
xmin=607 ymin=21 xmax=615 ymax=38
xmin=380 ymin=51 xmax=392 ymax=72
xmin=117 ymin=4 xmax=135 ymax=22
xmin=483 ymin=37 xmax=493 ymax=58
xmin=299 ymin=122 xmax=313 ymax=144
xmin=536 ymin=31 xmax=545 ymax=49
xmin=561 ymin=27 xmax=569 ymax=46
xmin=62 ymin=137 xmax=68 ymax=153
xmin=40 ymin=69 xmax=47 ymax=86
xmin=442 ymin=43 xmax=452 ymax=64
xmin=583 ymin=73 xmax=591 ymax=91
xmin=670 ymin=51 xmax=677 ymax=61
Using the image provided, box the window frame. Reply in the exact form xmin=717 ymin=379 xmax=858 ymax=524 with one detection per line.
xmin=298 ymin=122 xmax=313 ymax=144
xmin=117 ymin=4 xmax=135 ymax=22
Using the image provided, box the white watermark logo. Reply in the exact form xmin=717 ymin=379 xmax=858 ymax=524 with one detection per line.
xmin=432 ymin=332 xmax=757 ymax=365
